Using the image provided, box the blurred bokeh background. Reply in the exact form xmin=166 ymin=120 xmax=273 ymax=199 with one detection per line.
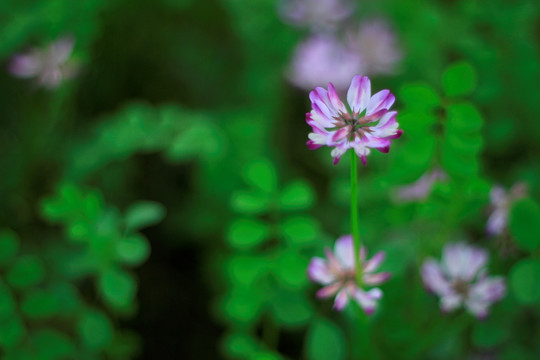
xmin=1 ymin=0 xmax=540 ymax=359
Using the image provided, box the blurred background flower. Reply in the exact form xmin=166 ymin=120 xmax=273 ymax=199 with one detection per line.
xmin=9 ymin=36 xmax=78 ymax=89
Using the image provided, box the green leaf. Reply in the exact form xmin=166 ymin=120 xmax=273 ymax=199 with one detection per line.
xmin=243 ymin=159 xmax=277 ymax=193
xmin=280 ymin=216 xmax=319 ymax=246
xmin=115 ymin=234 xmax=151 ymax=266
xmin=125 ymin=201 xmax=165 ymax=231
xmin=268 ymin=289 xmax=312 ymax=327
xmin=510 ymin=258 xmax=540 ymax=304
xmin=222 ymin=333 xmax=258 ymax=358
xmin=442 ymin=62 xmax=476 ymax=97
xmin=78 ymin=309 xmax=114 ymax=350
xmin=32 ymin=329 xmax=75 ymax=360
xmin=231 ymin=190 xmax=271 ymax=214
xmin=226 ymin=218 xmax=269 ymax=250
xmin=399 ymin=83 xmax=441 ymax=111
xmin=509 ymin=198 xmax=540 ymax=252
xmin=6 ymin=255 xmax=45 ymax=289
xmin=472 ymin=317 xmax=508 ymax=348
xmin=225 ymin=255 xmax=267 ymax=286
xmin=279 ymin=180 xmax=315 ymax=210
xmin=98 ymin=268 xmax=137 ymax=309
xmin=105 ymin=331 xmax=141 ymax=360
xmin=0 ymin=229 xmax=19 ymax=264
xmin=273 ymin=251 xmax=309 ymax=288
xmin=222 ymin=287 xmax=263 ymax=324
xmin=306 ymin=318 xmax=346 ymax=360
xmin=0 ymin=281 xmax=16 ymax=320
xmin=0 ymin=316 xmax=26 ymax=349
xmin=446 ymin=103 xmax=483 ymax=133
xmin=21 ymin=290 xmax=60 ymax=319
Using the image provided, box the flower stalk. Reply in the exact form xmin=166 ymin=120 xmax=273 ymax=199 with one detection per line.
xmin=350 ymin=149 xmax=362 ymax=285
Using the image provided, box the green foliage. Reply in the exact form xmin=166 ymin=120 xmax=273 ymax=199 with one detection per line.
xmin=510 ymin=259 xmax=540 ymax=304
xmin=509 ymin=198 xmax=540 ymax=252
xmin=306 ymin=318 xmax=347 ymax=360
xmin=442 ymin=62 xmax=477 ymax=97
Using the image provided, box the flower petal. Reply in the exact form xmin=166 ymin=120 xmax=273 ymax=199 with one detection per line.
xmin=334 ymin=235 xmax=355 ymax=270
xmin=316 ymin=282 xmax=342 ymax=298
xmin=307 ymin=257 xmax=335 ymax=284
xmin=327 ymin=83 xmax=348 ymax=114
xmin=363 ymin=251 xmax=386 ymax=273
xmin=333 ymin=288 xmax=350 ymax=310
xmin=366 ymin=89 xmax=395 ymax=115
xmin=421 ymin=259 xmax=452 ymax=296
xmin=353 ymin=288 xmax=382 ymax=315
xmin=440 ymin=293 xmax=462 ymax=313
xmin=347 ymin=75 xmax=371 ymax=114
xmin=363 ymin=272 xmax=391 ymax=285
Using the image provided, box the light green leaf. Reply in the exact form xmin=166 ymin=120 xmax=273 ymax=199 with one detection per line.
xmin=243 ymin=159 xmax=277 ymax=193
xmin=6 ymin=255 xmax=45 ymax=289
xmin=32 ymin=329 xmax=75 ymax=360
xmin=0 ymin=281 xmax=16 ymax=320
xmin=222 ymin=287 xmax=263 ymax=324
xmin=274 ymin=251 xmax=309 ymax=288
xmin=231 ymin=190 xmax=271 ymax=214
xmin=78 ymin=309 xmax=114 ymax=350
xmin=0 ymin=229 xmax=19 ymax=264
xmin=280 ymin=216 xmax=319 ymax=246
xmin=21 ymin=290 xmax=60 ymax=319
xmin=225 ymin=255 xmax=267 ymax=286
xmin=98 ymin=268 xmax=137 ymax=309
xmin=125 ymin=201 xmax=166 ymax=231
xmin=510 ymin=259 xmax=540 ymax=304
xmin=0 ymin=316 xmax=25 ymax=349
xmin=509 ymin=198 xmax=540 ymax=252
xmin=227 ymin=218 xmax=269 ymax=250
xmin=442 ymin=62 xmax=476 ymax=97
xmin=279 ymin=180 xmax=315 ymax=210
xmin=399 ymin=83 xmax=441 ymax=110
xmin=115 ymin=234 xmax=151 ymax=266
xmin=268 ymin=289 xmax=312 ymax=327
xmin=306 ymin=318 xmax=346 ymax=360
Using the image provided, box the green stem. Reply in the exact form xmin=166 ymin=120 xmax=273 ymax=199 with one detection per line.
xmin=350 ymin=150 xmax=362 ymax=284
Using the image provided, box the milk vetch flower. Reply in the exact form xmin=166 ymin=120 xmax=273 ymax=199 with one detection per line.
xmin=306 ymin=75 xmax=402 ymax=165
xmin=307 ymin=235 xmax=391 ymax=313
xmin=421 ymin=242 xmax=506 ymax=319
xmin=486 ymin=183 xmax=527 ymax=237
xmin=10 ymin=36 xmax=78 ymax=89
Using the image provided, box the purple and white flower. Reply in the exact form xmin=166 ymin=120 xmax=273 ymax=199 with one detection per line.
xmin=346 ymin=19 xmax=402 ymax=76
xmin=395 ymin=168 xmax=447 ymax=202
xmin=288 ymin=35 xmax=363 ymax=92
xmin=279 ymin=0 xmax=354 ymax=30
xmin=421 ymin=242 xmax=506 ymax=319
xmin=307 ymin=235 xmax=391 ymax=313
xmin=486 ymin=183 xmax=527 ymax=237
xmin=306 ymin=75 xmax=402 ymax=165
xmin=9 ymin=36 xmax=78 ymax=89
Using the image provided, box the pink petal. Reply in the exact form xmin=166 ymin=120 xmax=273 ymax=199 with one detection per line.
xmin=440 ymin=293 xmax=462 ymax=313
xmin=334 ymin=235 xmax=355 ymax=270
xmin=421 ymin=259 xmax=452 ymax=296
xmin=347 ymin=75 xmax=371 ymax=114
xmin=333 ymin=288 xmax=350 ymax=310
xmin=363 ymin=251 xmax=386 ymax=273
xmin=331 ymin=126 xmax=350 ymax=142
xmin=307 ymin=258 xmax=335 ymax=284
xmin=363 ymin=272 xmax=391 ymax=285
xmin=317 ymin=282 xmax=342 ymax=298
xmin=366 ymin=89 xmax=395 ymax=115
xmin=353 ymin=288 xmax=382 ymax=315
xmin=327 ymin=82 xmax=347 ymax=114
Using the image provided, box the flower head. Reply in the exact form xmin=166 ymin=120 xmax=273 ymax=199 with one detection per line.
xmin=307 ymin=235 xmax=391 ymax=313
xmin=421 ymin=242 xmax=506 ymax=319
xmin=10 ymin=36 xmax=78 ymax=89
xmin=288 ymin=35 xmax=363 ymax=91
xmin=306 ymin=75 xmax=402 ymax=165
xmin=486 ymin=182 xmax=527 ymax=237
xmin=345 ymin=19 xmax=402 ymax=76
xmin=395 ymin=168 xmax=447 ymax=202
xmin=279 ymin=0 xmax=354 ymax=30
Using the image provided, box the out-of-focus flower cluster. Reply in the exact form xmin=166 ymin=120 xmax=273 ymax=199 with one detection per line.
xmin=486 ymin=182 xmax=527 ymax=237
xmin=9 ymin=36 xmax=78 ymax=89
xmin=280 ymin=0 xmax=402 ymax=91
xmin=421 ymin=242 xmax=506 ymax=318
